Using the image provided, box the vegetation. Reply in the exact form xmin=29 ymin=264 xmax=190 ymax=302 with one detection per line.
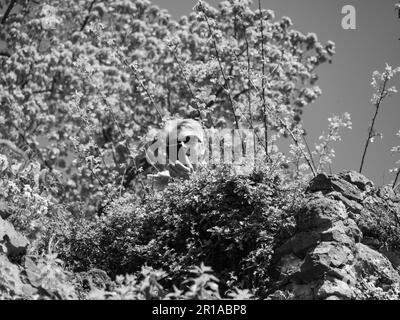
xmin=0 ymin=0 xmax=399 ymax=299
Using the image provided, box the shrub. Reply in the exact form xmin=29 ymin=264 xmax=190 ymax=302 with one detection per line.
xmin=46 ymin=164 xmax=302 ymax=297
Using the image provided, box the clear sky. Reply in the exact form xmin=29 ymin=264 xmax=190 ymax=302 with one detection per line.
xmin=151 ymin=0 xmax=400 ymax=186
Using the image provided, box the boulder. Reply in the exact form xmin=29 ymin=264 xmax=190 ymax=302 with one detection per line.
xmin=317 ymin=278 xmax=353 ymax=300
xmin=0 ymin=200 xmax=11 ymax=220
xmin=338 ymin=171 xmax=374 ymax=192
xmin=355 ymin=243 xmax=400 ymax=285
xmin=307 ymin=173 xmax=363 ymax=202
xmin=0 ymin=255 xmax=35 ymax=297
xmin=296 ymin=196 xmax=347 ymax=231
xmin=269 ymin=171 xmax=400 ymax=300
xmin=0 ymin=216 xmax=29 ymax=259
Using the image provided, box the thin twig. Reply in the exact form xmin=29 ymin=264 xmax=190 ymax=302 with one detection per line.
xmin=80 ymin=0 xmax=97 ymax=32
xmin=109 ymin=45 xmax=164 ymax=120
xmin=86 ymin=73 xmax=148 ymax=192
xmin=198 ymin=4 xmax=240 ymax=130
xmin=302 ymin=134 xmax=317 ymax=172
xmin=246 ymin=75 xmax=317 ymax=176
xmin=244 ymin=33 xmax=253 ymax=128
xmin=0 ymin=139 xmax=28 ymax=160
xmin=258 ymin=0 xmax=268 ymax=155
xmin=359 ymin=76 xmax=389 ymax=173
xmin=1 ymin=0 xmax=16 ymax=25
xmin=0 ymin=51 xmax=11 ymax=57
xmin=168 ymin=43 xmax=202 ymax=119
xmin=393 ymin=169 xmax=400 ymax=189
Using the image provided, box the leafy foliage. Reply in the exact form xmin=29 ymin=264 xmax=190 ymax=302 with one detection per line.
xmin=0 ymin=0 xmax=334 ymax=213
xmin=34 ymin=164 xmax=301 ymax=298
xmin=3 ymin=0 xmax=398 ymax=301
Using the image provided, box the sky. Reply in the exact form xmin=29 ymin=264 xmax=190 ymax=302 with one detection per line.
xmin=150 ymin=0 xmax=400 ymax=185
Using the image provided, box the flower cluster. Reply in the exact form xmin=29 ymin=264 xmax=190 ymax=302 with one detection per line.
xmin=314 ymin=112 xmax=352 ymax=173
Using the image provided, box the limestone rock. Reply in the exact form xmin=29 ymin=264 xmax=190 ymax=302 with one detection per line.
xmin=0 ymin=216 xmax=29 ymax=259
xmin=0 ymin=255 xmax=35 ymax=297
xmin=296 ymin=196 xmax=347 ymax=231
xmin=355 ymin=243 xmax=400 ymax=285
xmin=0 ymin=200 xmax=11 ymax=220
xmin=307 ymin=173 xmax=363 ymax=202
xmin=276 ymin=231 xmax=320 ymax=258
xmin=338 ymin=171 xmax=374 ymax=191
xmin=269 ymin=171 xmax=400 ymax=300
xmin=317 ymin=278 xmax=353 ymax=300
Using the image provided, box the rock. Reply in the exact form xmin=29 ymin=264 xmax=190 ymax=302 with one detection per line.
xmin=296 ymin=196 xmax=347 ymax=231
xmin=317 ymin=278 xmax=353 ymax=300
xmin=338 ymin=171 xmax=374 ymax=191
xmin=0 ymin=201 xmax=11 ymax=220
xmin=76 ymin=268 xmax=112 ymax=291
xmin=269 ymin=172 xmax=400 ymax=300
xmin=276 ymin=231 xmax=320 ymax=258
xmin=381 ymin=250 xmax=400 ymax=270
xmin=345 ymin=219 xmax=363 ymax=243
xmin=0 ymin=216 xmax=29 ymax=259
xmin=306 ymin=173 xmax=334 ymax=193
xmin=286 ymin=283 xmax=316 ymax=300
xmin=307 ymin=173 xmax=363 ymax=202
xmin=377 ymin=186 xmax=396 ymax=201
xmin=330 ymin=178 xmax=364 ymax=202
xmin=328 ymin=191 xmax=363 ymax=216
xmin=0 ymin=255 xmax=28 ymax=297
xmin=325 ymin=295 xmax=342 ymax=300
xmin=297 ymin=242 xmax=352 ymax=282
xmin=320 ymin=221 xmax=355 ymax=247
xmin=355 ymin=243 xmax=400 ymax=285
xmin=275 ymin=254 xmax=304 ymax=279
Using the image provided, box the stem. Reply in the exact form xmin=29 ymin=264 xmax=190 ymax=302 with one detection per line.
xmin=1 ymin=0 xmax=16 ymax=25
xmin=0 ymin=51 xmax=11 ymax=57
xmin=359 ymin=76 xmax=389 ymax=173
xmin=200 ymin=7 xmax=240 ymax=130
xmin=111 ymin=46 xmax=163 ymax=120
xmin=277 ymin=118 xmax=317 ymax=177
xmin=246 ymin=75 xmax=317 ymax=176
xmin=317 ymin=127 xmax=334 ymax=173
xmin=302 ymin=134 xmax=317 ymax=172
xmin=244 ymin=33 xmax=253 ymax=128
xmin=169 ymin=44 xmax=202 ymax=120
xmin=0 ymin=139 xmax=28 ymax=160
xmin=258 ymin=0 xmax=268 ymax=154
xmin=393 ymin=168 xmax=400 ymax=189
xmin=80 ymin=0 xmax=97 ymax=32
xmin=83 ymin=70 xmax=149 ymax=193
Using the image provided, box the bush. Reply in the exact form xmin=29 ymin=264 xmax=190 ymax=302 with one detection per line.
xmin=46 ymin=165 xmax=302 ymax=297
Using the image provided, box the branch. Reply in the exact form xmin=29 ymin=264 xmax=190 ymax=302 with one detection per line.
xmin=244 ymin=32 xmax=253 ymax=128
xmin=0 ymin=51 xmax=11 ymax=58
xmin=1 ymin=0 xmax=16 ymax=25
xmin=80 ymin=0 xmax=97 ymax=32
xmin=302 ymin=134 xmax=317 ymax=172
xmin=246 ymin=74 xmax=317 ymax=176
xmin=359 ymin=76 xmax=389 ymax=173
xmin=199 ymin=4 xmax=240 ymax=130
xmin=393 ymin=168 xmax=400 ymax=189
xmin=0 ymin=139 xmax=28 ymax=160
xmin=259 ymin=0 xmax=268 ymax=155
xmin=168 ymin=43 xmax=202 ymax=119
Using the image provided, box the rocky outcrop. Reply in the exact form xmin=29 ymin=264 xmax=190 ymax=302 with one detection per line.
xmin=0 ymin=216 xmax=29 ymax=260
xmin=269 ymin=171 xmax=400 ymax=300
xmin=0 ymin=213 xmax=110 ymax=299
xmin=0 ymin=215 xmax=36 ymax=298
